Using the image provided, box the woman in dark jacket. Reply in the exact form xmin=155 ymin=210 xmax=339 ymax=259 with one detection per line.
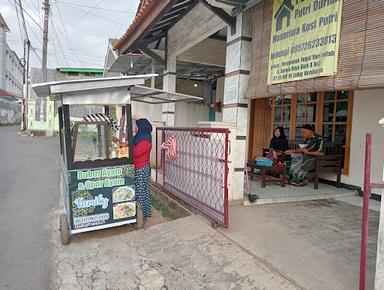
xmin=268 ymin=126 xmax=289 ymax=160
xmin=133 ymin=119 xmax=152 ymax=224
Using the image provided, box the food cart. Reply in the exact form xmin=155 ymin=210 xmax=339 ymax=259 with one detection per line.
xmin=32 ymin=75 xmax=202 ymax=244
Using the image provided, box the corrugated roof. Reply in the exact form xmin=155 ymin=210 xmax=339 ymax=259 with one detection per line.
xmin=114 ymin=0 xmax=158 ymax=51
xmin=114 ymin=0 xmax=197 ymax=54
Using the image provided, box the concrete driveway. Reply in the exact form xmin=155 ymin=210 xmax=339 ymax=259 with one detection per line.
xmin=221 ymin=199 xmax=379 ymax=290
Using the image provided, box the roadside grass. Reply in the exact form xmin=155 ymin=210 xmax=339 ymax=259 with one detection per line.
xmin=151 ymin=197 xmax=177 ymax=221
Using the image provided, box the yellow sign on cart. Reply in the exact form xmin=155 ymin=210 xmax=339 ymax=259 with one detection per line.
xmin=268 ymin=0 xmax=343 ymax=85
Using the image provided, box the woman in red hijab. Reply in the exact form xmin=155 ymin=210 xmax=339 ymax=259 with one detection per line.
xmin=133 ymin=118 xmax=152 ymax=224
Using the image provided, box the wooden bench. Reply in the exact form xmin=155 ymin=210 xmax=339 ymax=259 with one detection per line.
xmin=287 ymin=139 xmax=343 ymax=189
xmin=249 ymin=163 xmax=287 ymax=188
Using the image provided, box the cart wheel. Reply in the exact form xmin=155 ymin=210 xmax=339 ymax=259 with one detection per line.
xmin=135 ymin=204 xmax=144 ymax=230
xmin=60 ymin=213 xmax=70 ymax=245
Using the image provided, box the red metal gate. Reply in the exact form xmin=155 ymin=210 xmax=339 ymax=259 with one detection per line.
xmin=155 ymin=127 xmax=229 ymax=227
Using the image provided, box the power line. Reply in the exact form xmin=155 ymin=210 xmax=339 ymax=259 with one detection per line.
xmin=115 ymin=0 xmax=136 ymax=38
xmin=25 ymin=18 xmax=42 ymax=47
xmin=50 ymin=11 xmax=71 ymax=65
xmin=13 ymin=0 xmax=25 ymax=43
xmin=10 ymin=37 xmax=103 ymax=57
xmin=51 ymin=20 xmax=65 ymax=66
xmin=18 ymin=0 xmax=30 ymax=40
xmin=7 ymin=0 xmax=44 ymax=30
xmin=23 ymin=0 xmax=40 ymax=18
xmin=33 ymin=47 xmax=105 ymax=60
xmin=50 ymin=3 xmax=84 ymax=66
xmin=56 ymin=1 xmax=137 ymax=14
xmin=62 ymin=2 xmax=126 ymax=26
xmin=31 ymin=45 xmax=42 ymax=64
xmin=71 ymin=0 xmax=106 ymax=27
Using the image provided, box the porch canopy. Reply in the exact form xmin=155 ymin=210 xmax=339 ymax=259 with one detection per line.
xmin=114 ymin=0 xmax=259 ymax=55
xmin=31 ymin=74 xmax=203 ymax=105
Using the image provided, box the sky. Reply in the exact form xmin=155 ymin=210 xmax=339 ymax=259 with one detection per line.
xmin=0 ymin=0 xmax=140 ymax=69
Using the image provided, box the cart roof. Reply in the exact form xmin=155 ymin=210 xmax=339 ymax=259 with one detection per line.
xmin=31 ymin=74 xmax=203 ymax=105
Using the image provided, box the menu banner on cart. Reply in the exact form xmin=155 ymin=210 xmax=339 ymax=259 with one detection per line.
xmin=268 ymin=0 xmax=343 ymax=84
xmin=68 ymin=165 xmax=136 ymax=230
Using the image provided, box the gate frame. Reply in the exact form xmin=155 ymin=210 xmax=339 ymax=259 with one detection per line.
xmin=155 ymin=127 xmax=230 ymax=228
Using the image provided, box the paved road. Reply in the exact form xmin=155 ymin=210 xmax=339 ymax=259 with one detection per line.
xmin=0 ymin=126 xmax=60 ymax=290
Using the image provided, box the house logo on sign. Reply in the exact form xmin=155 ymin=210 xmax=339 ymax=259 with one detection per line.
xmin=275 ymin=0 xmax=295 ymax=32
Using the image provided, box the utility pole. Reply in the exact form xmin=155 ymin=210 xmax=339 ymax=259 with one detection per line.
xmin=42 ymin=0 xmax=49 ymax=82
xmin=40 ymin=0 xmax=50 ymax=122
xmin=21 ymin=40 xmax=30 ymax=131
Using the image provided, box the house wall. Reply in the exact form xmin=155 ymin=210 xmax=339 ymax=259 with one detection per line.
xmin=0 ymin=28 xmax=23 ymax=96
xmin=175 ymin=102 xmax=210 ymax=127
xmin=131 ymin=102 xmax=151 ymax=121
xmin=340 ymin=89 xmax=384 ymax=194
xmin=0 ymin=28 xmax=6 ymax=90
xmin=0 ymin=98 xmax=20 ymax=124
xmin=5 ymin=48 xmax=23 ymax=96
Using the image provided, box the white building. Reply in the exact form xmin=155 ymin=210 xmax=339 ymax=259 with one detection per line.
xmin=0 ymin=14 xmax=23 ymax=97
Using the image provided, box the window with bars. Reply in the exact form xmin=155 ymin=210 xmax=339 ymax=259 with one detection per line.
xmin=270 ymin=91 xmax=353 ymax=174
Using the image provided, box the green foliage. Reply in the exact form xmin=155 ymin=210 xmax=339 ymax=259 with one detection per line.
xmin=151 ymin=197 xmax=176 ymax=221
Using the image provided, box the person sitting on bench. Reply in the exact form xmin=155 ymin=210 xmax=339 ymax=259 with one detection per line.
xmin=267 ymin=126 xmax=289 ymax=161
xmin=285 ymin=124 xmax=325 ymax=186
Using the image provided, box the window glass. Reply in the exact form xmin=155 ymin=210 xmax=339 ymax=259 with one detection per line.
xmin=274 ymin=107 xmax=282 ymax=123
xmin=336 ymin=102 xmax=348 ymax=122
xmin=295 ymin=125 xmax=303 ymax=139
xmin=283 ymin=95 xmax=292 ymax=105
xmin=337 ymin=91 xmax=349 ymax=100
xmin=324 ymin=91 xmax=336 ymax=101
xmin=323 ymin=102 xmax=334 ymax=122
xmin=283 ymin=125 xmax=290 ymax=137
xmin=306 ymin=104 xmax=316 ymax=122
xmin=308 ymin=92 xmax=317 ymax=102
xmin=282 ymin=106 xmax=290 ymax=122
xmin=323 ymin=125 xmax=333 ymax=142
xmin=74 ymin=124 xmax=107 ymax=162
xmin=296 ymin=105 xmax=306 ymax=122
xmin=334 ymin=125 xmax=347 ymax=145
xmin=297 ymin=94 xmax=306 ymax=103
xmin=70 ymin=106 xmax=130 ymax=163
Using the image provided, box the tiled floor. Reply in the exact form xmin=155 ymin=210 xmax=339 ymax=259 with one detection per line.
xmin=245 ymin=177 xmax=356 ymax=205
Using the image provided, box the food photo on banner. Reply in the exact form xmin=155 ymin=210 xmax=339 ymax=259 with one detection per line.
xmin=268 ymin=0 xmax=343 ymax=84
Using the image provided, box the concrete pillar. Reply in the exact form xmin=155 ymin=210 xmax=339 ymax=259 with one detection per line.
xmin=162 ymin=55 xmax=176 ymax=126
xmin=223 ymin=10 xmax=252 ymax=201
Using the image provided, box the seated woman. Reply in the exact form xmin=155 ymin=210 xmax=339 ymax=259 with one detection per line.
xmin=285 ymin=124 xmax=325 ymax=186
xmin=268 ymin=127 xmax=289 ymax=160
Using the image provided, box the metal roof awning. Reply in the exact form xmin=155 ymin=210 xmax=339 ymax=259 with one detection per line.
xmin=32 ymin=74 xmax=156 ymax=98
xmin=31 ymin=74 xmax=203 ymax=105
xmin=130 ymin=85 xmax=203 ymax=104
